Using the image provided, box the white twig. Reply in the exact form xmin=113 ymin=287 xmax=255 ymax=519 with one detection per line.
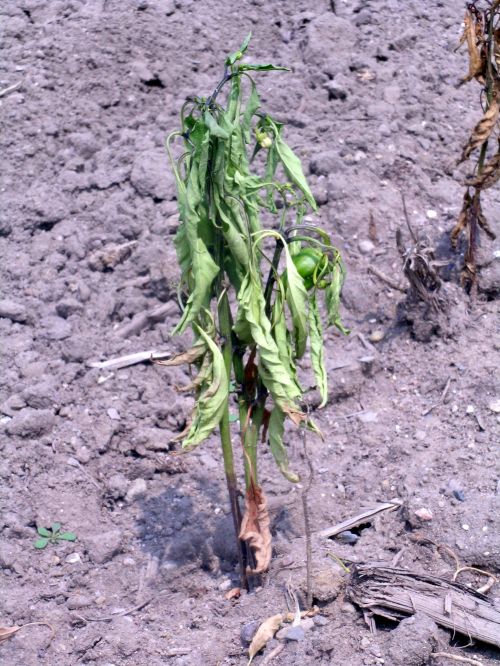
xmin=0 ymin=81 xmax=22 ymax=98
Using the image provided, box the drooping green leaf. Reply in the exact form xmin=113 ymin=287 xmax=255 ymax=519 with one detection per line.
xmin=282 ymin=243 xmax=309 ymax=359
xmin=234 ymin=271 xmax=303 ymax=424
xmin=37 ymin=527 xmax=51 ymax=538
xmin=271 ymin=290 xmax=301 ymax=394
xmin=238 ymin=64 xmax=289 ymax=72
xmin=325 ymin=258 xmax=349 ymax=334
xmin=173 ymin=149 xmax=220 ymax=335
xmin=51 ymin=523 xmax=61 ymax=534
xmin=204 ymin=110 xmax=230 ymax=139
xmin=268 ymin=119 xmax=317 ymax=210
xmin=34 ymin=538 xmax=48 ymax=549
xmin=268 ymin=406 xmax=299 ymax=482
xmin=58 ymin=532 xmax=77 ymax=541
xmin=309 ymin=294 xmax=328 ymax=408
xmin=242 ymin=79 xmax=260 ymax=141
xmin=182 ymin=325 xmax=229 ymax=448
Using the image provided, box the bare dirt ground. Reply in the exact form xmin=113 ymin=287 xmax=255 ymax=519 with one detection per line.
xmin=1 ymin=1 xmax=499 ymax=665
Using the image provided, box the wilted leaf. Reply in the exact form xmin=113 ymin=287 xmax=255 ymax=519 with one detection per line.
xmin=325 ymin=257 xmax=349 ymax=334
xmin=268 ymin=406 xmax=300 ymax=482
xmin=154 ymin=336 xmax=208 ymax=367
xmin=451 ymin=190 xmax=472 ymax=248
xmin=308 ymin=294 xmax=328 ymax=408
xmin=234 ymin=271 xmax=304 ymax=421
xmin=464 ymin=145 xmax=500 ymax=190
xmin=238 ymin=64 xmax=289 ymax=72
xmin=268 ymin=118 xmax=317 ymax=210
xmin=239 ymin=481 xmax=272 ymax=574
xmin=247 ymin=614 xmax=283 ymax=665
xmin=476 ymin=198 xmax=497 ymax=241
xmin=459 ymin=10 xmax=485 ymax=85
xmin=282 ymin=243 xmax=309 ymax=359
xmin=181 ymin=325 xmax=229 ymax=448
xmin=458 ymin=99 xmax=499 ymax=164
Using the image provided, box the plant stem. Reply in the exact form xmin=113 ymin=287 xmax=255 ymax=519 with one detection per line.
xmin=218 ymin=289 xmax=248 ymax=589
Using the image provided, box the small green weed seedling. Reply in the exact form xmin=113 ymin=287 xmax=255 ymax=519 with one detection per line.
xmin=164 ymin=34 xmax=348 ymax=588
xmin=34 ymin=523 xmax=76 ymax=549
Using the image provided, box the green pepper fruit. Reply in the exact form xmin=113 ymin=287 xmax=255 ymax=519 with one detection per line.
xmin=292 ymin=248 xmax=324 ymax=279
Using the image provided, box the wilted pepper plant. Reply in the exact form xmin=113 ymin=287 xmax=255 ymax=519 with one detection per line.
xmin=163 ymin=34 xmax=347 ymax=588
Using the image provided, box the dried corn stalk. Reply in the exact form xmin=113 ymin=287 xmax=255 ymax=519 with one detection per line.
xmin=348 ymin=564 xmax=500 ymax=648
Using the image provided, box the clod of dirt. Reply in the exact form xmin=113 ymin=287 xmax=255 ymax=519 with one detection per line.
xmin=85 ymin=529 xmax=123 ymax=564
xmin=307 ymin=563 xmax=346 ymax=603
xmin=0 ymin=300 xmax=27 ymax=323
xmin=385 ymin=612 xmax=439 ymax=666
xmin=5 ymin=408 xmax=55 ymax=438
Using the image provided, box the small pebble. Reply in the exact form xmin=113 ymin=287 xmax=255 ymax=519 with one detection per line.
xmin=453 ymin=489 xmax=465 ymax=502
xmin=65 ymin=552 xmax=81 ymax=564
xmin=414 ymin=507 xmax=433 ymax=521
xmin=426 ymin=209 xmax=437 ymax=219
xmin=107 ymin=407 xmax=120 ymax=421
xmin=358 ymin=239 xmax=375 ymax=255
xmin=462 ymin=524 xmax=470 ymax=531
xmin=488 ymin=398 xmax=500 ymax=413
xmin=338 ymin=530 xmax=359 ymax=544
xmin=369 ymin=329 xmax=384 ymax=343
xmin=465 ymin=404 xmax=475 ymax=414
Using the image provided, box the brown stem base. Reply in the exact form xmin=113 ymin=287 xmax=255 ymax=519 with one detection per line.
xmin=225 ymin=474 xmax=248 ymax=590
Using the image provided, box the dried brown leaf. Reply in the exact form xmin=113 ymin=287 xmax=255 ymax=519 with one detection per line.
xmin=477 ymin=202 xmax=497 ymax=241
xmin=247 ymin=614 xmax=283 ymax=665
xmin=451 ymin=191 xmax=472 ymax=248
xmin=239 ymin=482 xmax=272 ymax=575
xmin=459 ymin=99 xmax=499 ymax=163
xmin=464 ymin=146 xmax=500 ymax=190
xmin=460 ymin=10 xmax=485 ymax=85
xmin=0 ymin=626 xmax=21 ymax=644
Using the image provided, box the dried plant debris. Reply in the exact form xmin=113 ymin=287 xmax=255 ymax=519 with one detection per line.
xmin=455 ymin=2 xmax=500 ymax=289
xmin=458 ymin=98 xmax=499 ymax=165
xmin=347 ymin=565 xmax=500 ymax=648
xmin=0 ymin=622 xmax=54 ymax=646
xmin=239 ymin=481 xmax=272 ymax=575
xmin=247 ymin=614 xmax=283 ymax=665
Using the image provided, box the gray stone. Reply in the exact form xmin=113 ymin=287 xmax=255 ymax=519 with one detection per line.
xmin=0 ymin=300 xmax=27 ymax=323
xmin=125 ymin=478 xmax=147 ymax=502
xmin=240 ymin=620 xmax=260 ymax=646
xmin=85 ymin=529 xmax=123 ymax=564
xmin=5 ymin=408 xmax=55 ymax=438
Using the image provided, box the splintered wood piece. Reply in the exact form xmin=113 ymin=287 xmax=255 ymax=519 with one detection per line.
xmin=347 ymin=565 xmax=500 ymax=648
xmin=317 ymin=500 xmax=402 ymax=539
